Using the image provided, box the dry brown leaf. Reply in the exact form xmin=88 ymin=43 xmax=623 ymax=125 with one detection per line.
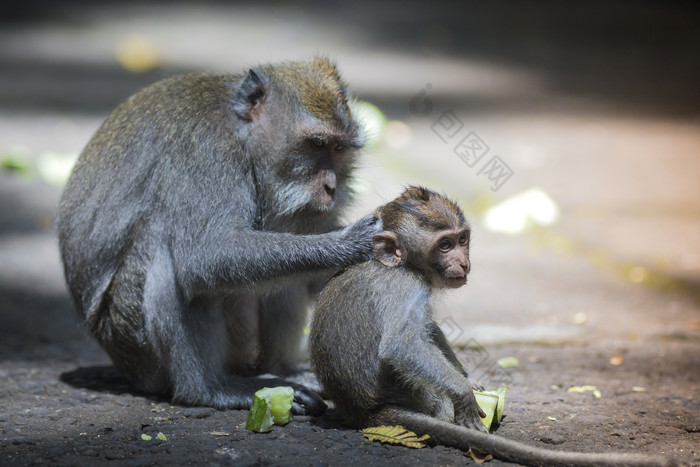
xmin=467 ymin=447 xmax=494 ymax=463
xmin=361 ymin=425 xmax=430 ymax=448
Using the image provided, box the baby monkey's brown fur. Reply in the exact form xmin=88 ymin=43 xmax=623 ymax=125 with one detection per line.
xmin=310 ymin=186 xmax=674 ymax=467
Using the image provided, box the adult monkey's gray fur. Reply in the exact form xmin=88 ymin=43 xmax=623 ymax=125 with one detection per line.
xmin=57 ymin=57 xmax=380 ymax=415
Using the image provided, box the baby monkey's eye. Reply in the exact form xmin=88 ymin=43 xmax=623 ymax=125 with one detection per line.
xmin=459 ymin=233 xmax=469 ymax=245
xmin=439 ymin=239 xmax=453 ymax=252
xmin=334 ymin=143 xmax=345 ymax=152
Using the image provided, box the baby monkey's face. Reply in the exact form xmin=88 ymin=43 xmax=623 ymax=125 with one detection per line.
xmin=429 ymin=227 xmax=471 ymax=289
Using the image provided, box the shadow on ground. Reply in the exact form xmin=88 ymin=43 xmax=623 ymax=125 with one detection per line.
xmin=60 ymin=366 xmax=140 ymax=397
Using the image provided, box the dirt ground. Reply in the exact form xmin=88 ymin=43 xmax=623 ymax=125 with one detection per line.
xmin=1 ymin=164 xmax=698 ymax=467
xmin=1 ymin=1 xmax=699 ymax=466
xmin=0 ymin=309 xmax=698 ymax=466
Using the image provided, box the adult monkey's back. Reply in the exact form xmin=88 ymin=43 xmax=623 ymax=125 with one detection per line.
xmin=57 ymin=57 xmax=379 ymax=414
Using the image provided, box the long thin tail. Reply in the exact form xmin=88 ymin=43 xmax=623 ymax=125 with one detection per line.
xmin=375 ymin=407 xmax=676 ymax=467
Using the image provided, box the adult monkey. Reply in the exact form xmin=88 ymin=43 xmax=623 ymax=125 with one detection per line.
xmin=57 ymin=57 xmax=380 ymax=415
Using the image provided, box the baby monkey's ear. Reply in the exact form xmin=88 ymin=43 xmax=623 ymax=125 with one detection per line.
xmin=373 ymin=232 xmax=402 ymax=268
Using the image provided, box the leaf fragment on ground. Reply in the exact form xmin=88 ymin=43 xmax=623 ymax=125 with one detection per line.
xmin=609 ymin=356 xmax=623 ymax=365
xmin=496 ymin=357 xmax=519 ymax=368
xmin=156 ymin=432 xmax=167 ymax=441
xmin=567 ymin=385 xmax=602 ymax=398
xmin=1 ymin=155 xmax=31 ymax=174
xmin=245 ymin=386 xmax=294 ymax=433
xmin=474 ymin=392 xmax=498 ymax=430
xmin=474 ymin=386 xmax=507 ymax=430
xmin=361 ymin=425 xmax=430 ymax=448
xmin=467 ymin=447 xmax=494 ymax=463
xmin=141 ymin=434 xmax=152 ymax=441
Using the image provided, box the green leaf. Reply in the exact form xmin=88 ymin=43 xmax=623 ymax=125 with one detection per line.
xmin=496 ymin=356 xmax=519 ymax=368
xmin=245 ymin=386 xmax=294 ymax=432
xmin=269 ymin=387 xmax=294 ymax=425
xmin=474 ymin=386 xmax=507 ymax=430
xmin=474 ymin=392 xmax=499 ymax=430
xmin=492 ymin=385 xmax=507 ymax=422
xmin=0 ymin=146 xmax=33 ymax=179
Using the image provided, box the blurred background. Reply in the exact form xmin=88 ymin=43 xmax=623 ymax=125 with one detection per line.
xmin=1 ymin=0 xmax=699 ymax=357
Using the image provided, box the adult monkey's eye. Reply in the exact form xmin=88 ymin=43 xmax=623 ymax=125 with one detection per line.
xmin=309 ymin=137 xmax=325 ymax=149
xmin=334 ymin=143 xmax=345 ymax=152
xmin=439 ymin=239 xmax=452 ymax=252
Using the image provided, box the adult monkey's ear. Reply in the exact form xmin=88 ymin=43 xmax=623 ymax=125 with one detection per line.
xmin=373 ymin=232 xmax=402 ymax=268
xmin=232 ymin=68 xmax=268 ymax=122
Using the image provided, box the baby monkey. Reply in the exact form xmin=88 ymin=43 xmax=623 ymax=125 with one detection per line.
xmin=310 ymin=186 xmax=673 ymax=467
xmin=311 ymin=186 xmax=484 ymax=431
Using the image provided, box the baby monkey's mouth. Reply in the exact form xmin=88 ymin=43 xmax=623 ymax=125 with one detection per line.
xmin=444 ymin=275 xmax=467 ymax=287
